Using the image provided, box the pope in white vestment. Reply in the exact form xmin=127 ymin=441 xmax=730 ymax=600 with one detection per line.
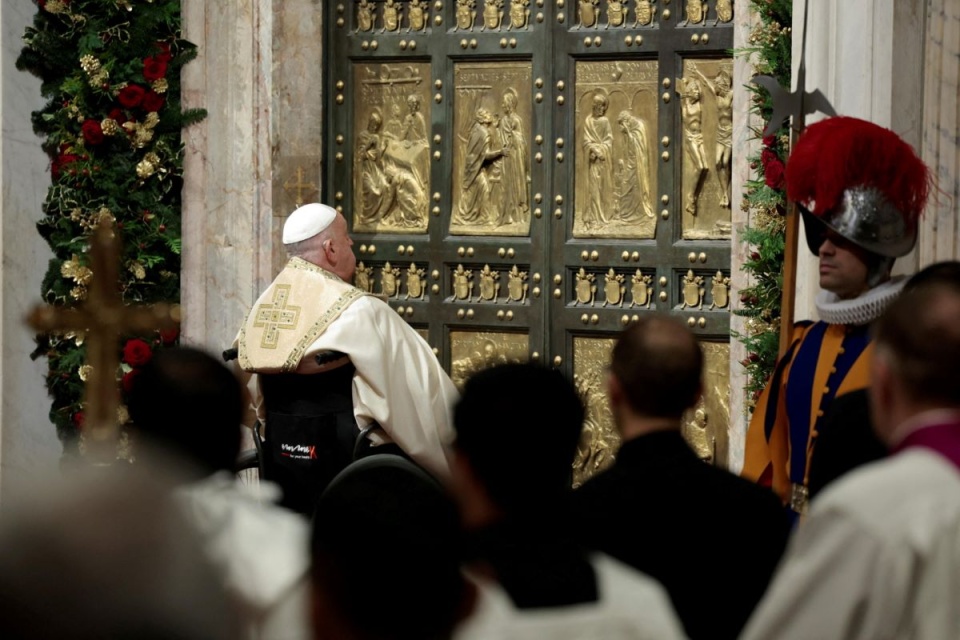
xmin=236 ymin=204 xmax=458 ymax=511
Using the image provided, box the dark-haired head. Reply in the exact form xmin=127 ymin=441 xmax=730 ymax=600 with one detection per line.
xmin=453 ymin=363 xmax=584 ymax=515
xmin=127 ymin=346 xmax=243 ymax=476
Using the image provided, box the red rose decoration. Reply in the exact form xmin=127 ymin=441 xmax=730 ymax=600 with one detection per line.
xmin=51 ymin=154 xmax=79 ymax=180
xmin=81 ymin=119 xmax=104 ymax=145
xmin=142 ymin=91 xmax=165 ymax=113
xmin=108 ymin=107 xmax=128 ymax=125
xmin=760 ymin=148 xmax=778 ymax=169
xmin=122 ymin=338 xmax=153 ymax=367
xmin=158 ymin=328 xmax=179 ymax=345
xmin=142 ymin=56 xmax=168 ymax=82
xmin=121 ymin=369 xmax=141 ymax=394
xmin=118 ymin=84 xmax=146 ymax=108
xmin=762 ymin=135 xmax=776 ymax=147
xmin=764 ymin=158 xmax=786 ymax=190
xmin=72 ymin=411 xmax=85 ymax=430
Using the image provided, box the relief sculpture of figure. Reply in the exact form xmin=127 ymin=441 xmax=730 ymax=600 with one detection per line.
xmin=694 ymin=66 xmax=733 ymax=208
xmin=676 ymin=75 xmax=708 ymax=217
xmin=402 ymin=94 xmax=428 ymax=145
xmin=614 ymin=110 xmax=655 ymax=223
xmin=384 ymin=102 xmax=405 ymax=141
xmin=357 ymin=109 xmax=395 ymax=226
xmin=497 ymin=89 xmax=530 ymax=226
xmin=385 ymin=164 xmax=427 ymax=228
xmin=455 ymin=108 xmax=506 ymax=226
xmin=582 ymin=92 xmax=614 ymax=229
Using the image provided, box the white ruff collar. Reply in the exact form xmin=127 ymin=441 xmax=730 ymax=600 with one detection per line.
xmin=815 ymin=276 xmax=907 ymax=325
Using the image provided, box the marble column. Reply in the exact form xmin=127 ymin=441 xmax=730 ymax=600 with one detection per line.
xmin=728 ymin=0 xmax=759 ymax=473
xmin=181 ymin=0 xmax=324 ymax=354
xmin=918 ymin=0 xmax=960 ymax=265
xmin=0 ymin=4 xmax=61 ymax=507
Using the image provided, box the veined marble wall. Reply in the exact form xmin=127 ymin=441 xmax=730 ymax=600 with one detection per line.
xmin=181 ymin=0 xmax=324 ymax=353
xmin=919 ymin=0 xmax=960 ymax=264
xmin=0 ymin=4 xmax=61 ymax=508
xmin=728 ymin=0 xmax=757 ymax=473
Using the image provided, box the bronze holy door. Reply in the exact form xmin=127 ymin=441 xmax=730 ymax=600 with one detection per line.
xmin=324 ymin=0 xmax=734 ymax=479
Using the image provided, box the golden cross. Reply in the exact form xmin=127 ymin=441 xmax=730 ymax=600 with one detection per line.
xmin=26 ymin=225 xmax=179 ymax=462
xmin=253 ymin=284 xmax=302 ymax=349
xmin=283 ymin=167 xmax=318 ymax=208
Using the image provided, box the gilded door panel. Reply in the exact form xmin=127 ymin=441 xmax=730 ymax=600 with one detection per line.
xmin=353 ymin=62 xmax=432 ymax=234
xmin=450 ymin=62 xmax=533 ymax=237
xmin=572 ymin=336 xmax=619 ymax=487
xmin=682 ymin=341 xmax=730 ymax=465
xmin=677 ymin=58 xmax=732 ymax=240
xmin=450 ymin=330 xmax=530 ymax=389
xmin=573 ymin=60 xmax=659 ymax=239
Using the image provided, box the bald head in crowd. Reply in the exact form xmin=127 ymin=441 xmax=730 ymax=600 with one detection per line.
xmin=609 ymin=315 xmax=703 ymax=426
xmin=871 ymin=264 xmax=960 ymax=444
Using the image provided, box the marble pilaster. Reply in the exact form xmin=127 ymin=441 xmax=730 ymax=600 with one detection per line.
xmin=727 ymin=0 xmax=758 ymax=474
xmin=181 ymin=0 xmax=324 ymax=353
xmin=0 ymin=3 xmax=61 ymax=508
xmin=918 ymin=0 xmax=960 ymax=265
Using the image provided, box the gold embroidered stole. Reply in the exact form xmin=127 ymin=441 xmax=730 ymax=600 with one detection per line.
xmin=238 ymin=257 xmax=366 ymax=373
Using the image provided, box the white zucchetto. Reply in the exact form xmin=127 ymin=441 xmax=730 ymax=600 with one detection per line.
xmin=282 ymin=203 xmax=338 ymax=245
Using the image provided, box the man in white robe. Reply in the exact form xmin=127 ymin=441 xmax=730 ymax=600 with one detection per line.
xmin=742 ymin=265 xmax=960 ymax=640
xmin=236 ymin=203 xmax=457 ymax=513
xmin=128 ymin=346 xmax=311 ymax=640
xmin=449 ymin=363 xmax=685 ymax=639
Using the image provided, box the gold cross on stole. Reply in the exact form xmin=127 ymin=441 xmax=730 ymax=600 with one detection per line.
xmin=253 ymin=284 xmax=301 ymax=348
xmin=26 ymin=225 xmax=180 ymax=462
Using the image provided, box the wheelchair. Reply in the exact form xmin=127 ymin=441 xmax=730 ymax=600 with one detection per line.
xmin=224 ymin=347 xmax=390 ymax=510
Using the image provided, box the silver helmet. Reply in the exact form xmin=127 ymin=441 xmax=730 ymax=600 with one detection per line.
xmin=800 ymin=186 xmax=917 ymax=259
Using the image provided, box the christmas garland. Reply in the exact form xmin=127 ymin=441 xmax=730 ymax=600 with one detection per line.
xmin=736 ymin=0 xmax=792 ymax=411
xmin=17 ymin=0 xmax=204 ymax=454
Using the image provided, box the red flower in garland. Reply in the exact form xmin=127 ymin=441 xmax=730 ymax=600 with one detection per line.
xmin=118 ymin=84 xmax=146 ymax=108
xmin=158 ymin=328 xmax=179 ymax=345
xmin=764 ymin=158 xmax=786 ymax=190
xmin=121 ymin=369 xmax=141 ymax=394
xmin=81 ymin=119 xmax=104 ymax=145
xmin=143 ymin=56 xmax=168 ymax=82
xmin=108 ymin=107 xmax=127 ymax=125
xmin=142 ymin=91 xmax=165 ymax=113
xmin=122 ymin=338 xmax=153 ymax=367
xmin=72 ymin=410 xmax=85 ymax=430
xmin=51 ymin=153 xmax=79 ymax=179
xmin=760 ymin=147 xmax=778 ymax=169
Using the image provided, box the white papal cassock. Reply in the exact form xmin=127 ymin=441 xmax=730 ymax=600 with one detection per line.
xmin=236 ymin=257 xmax=458 ymax=479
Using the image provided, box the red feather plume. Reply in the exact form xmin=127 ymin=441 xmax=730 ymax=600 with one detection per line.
xmin=785 ymin=116 xmax=931 ymax=228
